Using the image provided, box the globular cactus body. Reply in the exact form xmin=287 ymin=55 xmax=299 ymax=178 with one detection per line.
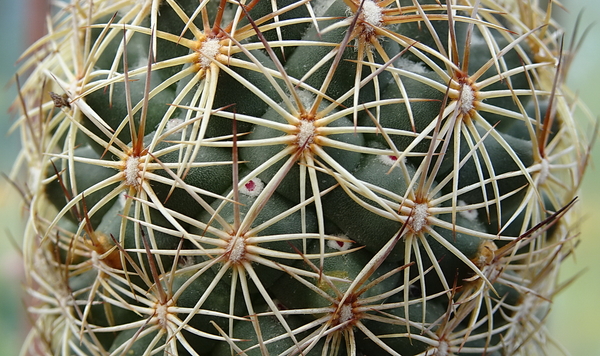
xmin=10 ymin=0 xmax=594 ymax=355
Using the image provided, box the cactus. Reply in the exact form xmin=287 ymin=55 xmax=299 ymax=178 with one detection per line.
xmin=10 ymin=0 xmax=595 ymax=355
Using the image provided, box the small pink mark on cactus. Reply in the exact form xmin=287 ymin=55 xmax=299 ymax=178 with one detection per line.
xmin=240 ymin=177 xmax=264 ymax=197
xmin=458 ymin=200 xmax=478 ymax=221
xmin=274 ymin=300 xmax=287 ymax=310
xmin=327 ymin=237 xmax=352 ymax=251
xmin=378 ymin=154 xmax=404 ymax=166
xmin=245 ymin=180 xmax=256 ymax=192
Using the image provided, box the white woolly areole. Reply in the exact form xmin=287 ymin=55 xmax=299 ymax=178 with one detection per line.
xmin=458 ymin=200 xmax=478 ymax=221
xmin=362 ymin=0 xmax=383 ymax=27
xmin=435 ymin=340 xmax=449 ymax=356
xmin=297 ymin=120 xmax=316 ymax=148
xmin=459 ymin=83 xmax=475 ymax=114
xmin=240 ymin=178 xmax=265 ymax=197
xmin=538 ymin=158 xmax=550 ymax=185
xmin=338 ymin=304 xmax=354 ymax=324
xmin=410 ymin=203 xmax=429 ymax=232
xmin=154 ymin=302 xmax=170 ymax=329
xmin=199 ymin=38 xmax=221 ymax=68
xmin=124 ymin=156 xmax=141 ymax=187
xmin=228 ymin=237 xmax=246 ymax=262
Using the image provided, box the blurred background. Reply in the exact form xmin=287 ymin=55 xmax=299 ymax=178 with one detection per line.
xmin=0 ymin=1 xmax=47 ymax=355
xmin=0 ymin=1 xmax=598 ymax=355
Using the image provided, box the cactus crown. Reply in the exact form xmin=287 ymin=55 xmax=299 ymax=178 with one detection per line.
xmin=10 ymin=0 xmax=594 ymax=355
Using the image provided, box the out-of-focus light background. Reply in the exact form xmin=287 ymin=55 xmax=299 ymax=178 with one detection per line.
xmin=0 ymin=1 xmax=39 ymax=355
xmin=549 ymin=1 xmax=600 ymax=355
xmin=0 ymin=1 xmax=599 ymax=355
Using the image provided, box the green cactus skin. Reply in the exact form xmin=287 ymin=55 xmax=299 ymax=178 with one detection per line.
xmin=10 ymin=0 xmax=595 ymax=355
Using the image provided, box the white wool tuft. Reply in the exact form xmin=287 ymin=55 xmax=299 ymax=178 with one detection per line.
xmin=297 ymin=120 xmax=315 ymax=148
xmin=199 ymin=38 xmax=221 ymax=68
xmin=155 ymin=302 xmax=169 ymax=329
xmin=538 ymin=158 xmax=550 ymax=185
xmin=459 ymin=84 xmax=475 ymax=114
xmin=125 ymin=156 xmax=141 ymax=187
xmin=362 ymin=0 xmax=383 ymax=27
xmin=338 ymin=304 xmax=354 ymax=324
xmin=228 ymin=237 xmax=246 ymax=262
xmin=410 ymin=203 xmax=429 ymax=232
